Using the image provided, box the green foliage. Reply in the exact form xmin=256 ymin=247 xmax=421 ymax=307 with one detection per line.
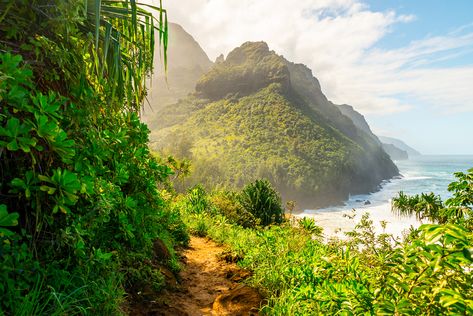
xmin=0 ymin=205 xmax=19 ymax=237
xmin=0 ymin=1 xmax=190 ymax=314
xmin=184 ymin=185 xmax=213 ymax=214
xmin=239 ymin=179 xmax=284 ymax=226
xmin=175 ymin=168 xmax=473 ymax=315
xmin=392 ymin=168 xmax=473 ymax=228
xmin=298 ymin=217 xmax=323 ymax=236
xmin=210 ymin=190 xmax=258 ymax=228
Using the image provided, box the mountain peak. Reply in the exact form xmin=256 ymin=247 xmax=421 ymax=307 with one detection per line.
xmin=225 ymin=41 xmax=271 ymax=64
xmin=149 ymin=39 xmax=398 ymax=208
xmin=195 ymin=41 xmax=290 ymax=100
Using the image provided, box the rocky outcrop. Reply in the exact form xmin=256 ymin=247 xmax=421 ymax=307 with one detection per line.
xmin=212 ymin=285 xmax=261 ymax=315
xmin=196 ymin=41 xmax=291 ymax=100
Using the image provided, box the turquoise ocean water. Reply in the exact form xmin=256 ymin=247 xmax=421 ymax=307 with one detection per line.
xmin=314 ymin=155 xmax=473 ymax=213
xmin=300 ymin=155 xmax=473 ymax=237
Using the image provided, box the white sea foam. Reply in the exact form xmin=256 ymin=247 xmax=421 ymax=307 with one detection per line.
xmin=402 ymin=176 xmax=432 ymax=181
xmin=297 ymin=202 xmax=422 ymax=239
xmin=298 ymin=155 xmax=473 ymax=239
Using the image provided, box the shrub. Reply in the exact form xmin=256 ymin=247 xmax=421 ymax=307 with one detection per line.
xmin=211 ymin=190 xmax=259 ymax=228
xmin=298 ymin=217 xmax=323 ymax=236
xmin=184 ymin=185 xmax=212 ymax=214
xmin=239 ymin=179 xmax=284 ymax=226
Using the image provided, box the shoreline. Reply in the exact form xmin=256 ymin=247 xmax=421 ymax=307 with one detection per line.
xmin=296 ymin=201 xmax=422 ymax=239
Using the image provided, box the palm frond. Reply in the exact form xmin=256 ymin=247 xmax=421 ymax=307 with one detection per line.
xmin=85 ymin=0 xmax=168 ymax=111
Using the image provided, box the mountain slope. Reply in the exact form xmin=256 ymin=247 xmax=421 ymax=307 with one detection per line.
xmin=150 ymin=42 xmax=398 ymax=208
xmin=379 ymin=136 xmax=421 ymax=157
xmin=334 ymin=104 xmax=380 ymax=144
xmin=382 ymin=143 xmax=409 ymax=160
xmin=142 ymin=23 xmax=212 ymax=125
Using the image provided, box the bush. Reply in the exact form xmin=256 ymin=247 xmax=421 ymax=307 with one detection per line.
xmin=239 ymin=179 xmax=284 ymax=226
xmin=184 ymin=185 xmax=213 ymax=214
xmin=298 ymin=217 xmax=323 ymax=236
xmin=211 ymin=190 xmax=258 ymax=228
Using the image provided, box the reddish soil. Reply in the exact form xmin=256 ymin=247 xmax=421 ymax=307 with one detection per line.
xmin=130 ymin=236 xmax=262 ymax=315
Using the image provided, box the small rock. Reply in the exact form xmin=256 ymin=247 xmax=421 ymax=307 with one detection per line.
xmin=153 ymin=239 xmax=171 ymax=261
xmin=212 ymin=285 xmax=261 ymax=315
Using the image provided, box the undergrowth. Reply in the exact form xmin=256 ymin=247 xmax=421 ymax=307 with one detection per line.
xmin=177 ymin=180 xmax=473 ymax=315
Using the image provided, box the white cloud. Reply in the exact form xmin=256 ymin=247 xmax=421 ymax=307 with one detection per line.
xmin=149 ymin=0 xmax=473 ymax=116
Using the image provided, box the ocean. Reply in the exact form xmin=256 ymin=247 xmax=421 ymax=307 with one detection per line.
xmin=298 ymin=155 xmax=473 ymax=238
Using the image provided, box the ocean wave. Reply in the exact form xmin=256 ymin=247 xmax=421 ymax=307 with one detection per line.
xmin=401 ymin=175 xmax=433 ymax=181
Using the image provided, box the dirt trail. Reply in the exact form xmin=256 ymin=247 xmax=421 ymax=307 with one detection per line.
xmin=133 ymin=236 xmax=262 ymax=315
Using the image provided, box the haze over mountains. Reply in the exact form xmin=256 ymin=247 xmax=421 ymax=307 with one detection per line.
xmin=142 ymin=23 xmax=213 ymax=119
xmin=379 ymin=136 xmax=421 ymax=158
xmin=144 ymin=23 xmax=422 ymax=207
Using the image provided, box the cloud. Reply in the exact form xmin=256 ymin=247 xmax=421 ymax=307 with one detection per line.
xmin=150 ymin=0 xmax=473 ymax=116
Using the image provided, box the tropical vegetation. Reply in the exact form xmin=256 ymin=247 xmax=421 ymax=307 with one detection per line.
xmin=1 ymin=1 xmax=472 ymax=315
xmin=177 ymin=170 xmax=473 ymax=315
xmin=0 ymin=1 xmax=188 ymax=314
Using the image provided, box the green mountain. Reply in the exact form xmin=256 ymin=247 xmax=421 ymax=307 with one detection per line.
xmin=149 ymin=41 xmax=398 ymax=208
xmin=333 ymin=105 xmax=413 ymax=160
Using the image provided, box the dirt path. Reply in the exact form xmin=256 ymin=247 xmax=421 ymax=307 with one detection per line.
xmin=133 ymin=236 xmax=262 ymax=315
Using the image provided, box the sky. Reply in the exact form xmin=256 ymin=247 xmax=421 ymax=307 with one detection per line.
xmin=155 ymin=0 xmax=473 ymax=154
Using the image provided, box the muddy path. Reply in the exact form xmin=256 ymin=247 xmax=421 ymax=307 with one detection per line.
xmin=131 ymin=236 xmax=262 ymax=315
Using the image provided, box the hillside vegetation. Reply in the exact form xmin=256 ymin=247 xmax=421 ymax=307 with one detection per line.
xmin=2 ymin=3 xmax=470 ymax=316
xmin=150 ymin=41 xmax=398 ymax=208
xmin=176 ymin=171 xmax=473 ymax=315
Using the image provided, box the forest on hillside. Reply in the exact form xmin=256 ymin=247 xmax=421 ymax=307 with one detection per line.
xmin=150 ymin=41 xmax=398 ymax=208
xmin=1 ymin=1 xmax=472 ymax=315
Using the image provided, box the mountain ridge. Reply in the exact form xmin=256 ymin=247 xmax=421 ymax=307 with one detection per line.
xmin=379 ymin=136 xmax=421 ymax=157
xmin=148 ymin=41 xmax=399 ymax=208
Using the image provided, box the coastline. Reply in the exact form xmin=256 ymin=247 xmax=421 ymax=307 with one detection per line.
xmin=297 ymin=201 xmax=422 ymax=239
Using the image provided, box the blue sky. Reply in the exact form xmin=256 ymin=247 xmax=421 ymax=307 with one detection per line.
xmin=363 ymin=0 xmax=473 ymax=154
xmin=162 ymin=0 xmax=473 ymax=154
xmin=369 ymin=0 xmax=473 ymax=43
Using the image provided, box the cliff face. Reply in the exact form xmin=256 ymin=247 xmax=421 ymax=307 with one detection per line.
xmin=149 ymin=41 xmax=399 ymax=208
xmin=333 ymin=105 xmax=420 ymax=161
xmin=334 ymin=104 xmax=380 ymax=144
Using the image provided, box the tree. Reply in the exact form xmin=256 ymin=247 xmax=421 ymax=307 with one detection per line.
xmin=392 ymin=168 xmax=473 ymax=229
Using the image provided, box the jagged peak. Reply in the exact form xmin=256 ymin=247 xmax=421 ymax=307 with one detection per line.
xmin=195 ymin=41 xmax=290 ymax=100
xmin=225 ymin=41 xmax=272 ymax=64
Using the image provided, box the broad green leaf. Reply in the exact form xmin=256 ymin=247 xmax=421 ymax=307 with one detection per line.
xmin=0 ymin=204 xmax=19 ymax=227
